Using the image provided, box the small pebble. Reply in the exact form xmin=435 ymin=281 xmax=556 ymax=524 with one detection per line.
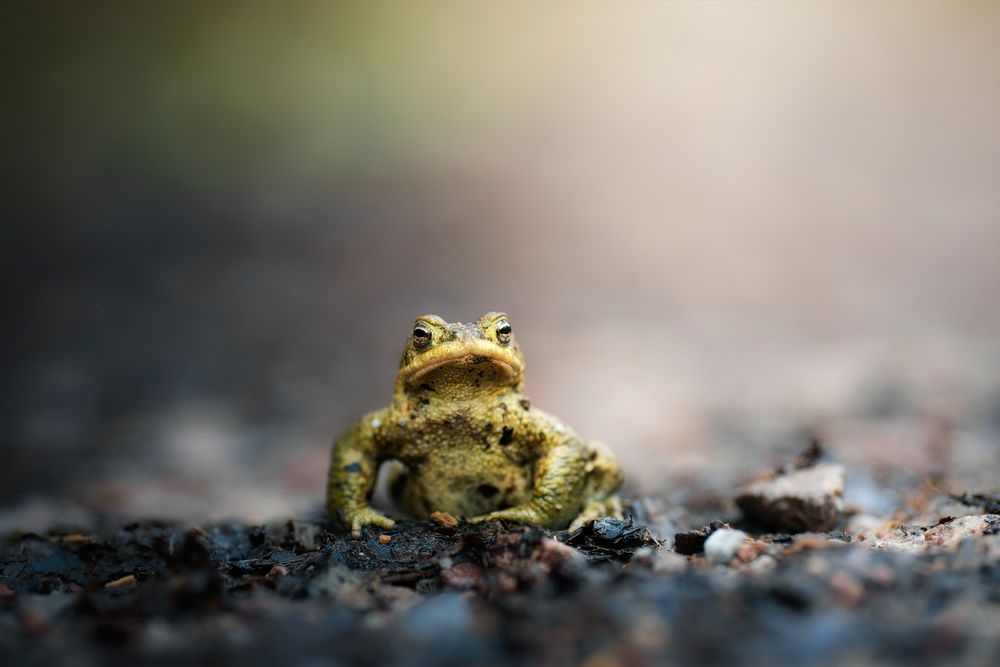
xmin=104 ymin=574 xmax=136 ymax=589
xmin=265 ymin=565 xmax=288 ymax=580
xmin=704 ymin=529 xmax=748 ymax=565
xmin=430 ymin=511 xmax=460 ymax=529
xmin=378 ymin=534 xmax=392 ymax=545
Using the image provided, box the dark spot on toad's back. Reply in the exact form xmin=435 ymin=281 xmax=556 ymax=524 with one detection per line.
xmin=343 ymin=463 xmax=362 ymax=473
xmin=499 ymin=427 xmax=514 ymax=446
xmin=520 ymin=398 xmax=531 ymax=410
xmin=419 ymin=396 xmax=430 ymax=405
xmin=419 ymin=383 xmax=435 ymax=392
xmin=477 ymin=484 xmax=499 ymax=498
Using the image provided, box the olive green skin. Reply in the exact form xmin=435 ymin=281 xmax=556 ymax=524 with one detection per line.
xmin=327 ymin=312 xmax=623 ymax=537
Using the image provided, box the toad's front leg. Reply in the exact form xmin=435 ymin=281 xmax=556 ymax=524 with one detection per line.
xmin=327 ymin=410 xmax=395 ymax=538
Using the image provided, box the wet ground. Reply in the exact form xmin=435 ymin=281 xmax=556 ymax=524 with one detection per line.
xmin=3 ymin=463 xmax=999 ymax=667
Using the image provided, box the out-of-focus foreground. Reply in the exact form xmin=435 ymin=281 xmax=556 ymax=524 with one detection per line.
xmin=3 ymin=2 xmax=999 ymax=525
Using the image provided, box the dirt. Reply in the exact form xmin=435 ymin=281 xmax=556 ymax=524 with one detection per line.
xmin=3 ymin=498 xmax=999 ymax=667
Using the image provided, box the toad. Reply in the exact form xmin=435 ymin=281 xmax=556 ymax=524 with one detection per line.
xmin=327 ymin=312 xmax=623 ymax=537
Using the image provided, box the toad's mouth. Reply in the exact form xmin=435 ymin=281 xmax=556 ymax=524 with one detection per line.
xmin=399 ymin=340 xmax=523 ymax=385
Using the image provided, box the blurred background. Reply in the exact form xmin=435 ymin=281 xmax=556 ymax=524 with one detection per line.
xmin=3 ymin=1 xmax=999 ymax=527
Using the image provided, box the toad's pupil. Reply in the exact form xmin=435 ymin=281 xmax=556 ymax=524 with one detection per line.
xmin=413 ymin=328 xmax=431 ymax=344
xmin=497 ymin=325 xmax=511 ymax=335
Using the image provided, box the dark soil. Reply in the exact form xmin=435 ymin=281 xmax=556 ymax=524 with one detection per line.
xmin=3 ymin=509 xmax=999 ymax=667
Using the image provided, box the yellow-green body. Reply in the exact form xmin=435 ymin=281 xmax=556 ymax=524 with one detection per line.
xmin=327 ymin=312 xmax=623 ymax=537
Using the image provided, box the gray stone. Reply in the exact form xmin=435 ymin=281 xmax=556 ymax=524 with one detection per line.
xmin=735 ymin=463 xmax=846 ymax=532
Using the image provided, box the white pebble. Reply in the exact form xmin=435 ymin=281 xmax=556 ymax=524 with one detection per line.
xmin=703 ymin=529 xmax=748 ymax=565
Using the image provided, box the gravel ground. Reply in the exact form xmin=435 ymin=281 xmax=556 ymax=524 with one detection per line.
xmin=3 ymin=456 xmax=999 ymax=667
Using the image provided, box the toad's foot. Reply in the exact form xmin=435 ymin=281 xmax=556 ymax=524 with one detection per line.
xmin=344 ymin=507 xmax=395 ymax=538
xmin=469 ymin=504 xmax=553 ymax=527
xmin=470 ymin=496 xmax=623 ymax=531
xmin=567 ymin=496 xmax=623 ymax=533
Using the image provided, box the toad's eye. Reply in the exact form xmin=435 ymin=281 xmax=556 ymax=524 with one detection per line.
xmin=495 ymin=320 xmax=512 ymax=345
xmin=412 ymin=325 xmax=432 ymax=349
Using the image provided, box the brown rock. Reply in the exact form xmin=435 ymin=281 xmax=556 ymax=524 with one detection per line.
xmin=104 ymin=574 xmax=137 ymax=589
xmin=430 ymin=511 xmax=460 ymax=529
xmin=265 ymin=565 xmax=289 ymax=580
xmin=735 ymin=463 xmax=846 ymax=532
xmin=673 ymin=521 xmax=728 ymax=555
